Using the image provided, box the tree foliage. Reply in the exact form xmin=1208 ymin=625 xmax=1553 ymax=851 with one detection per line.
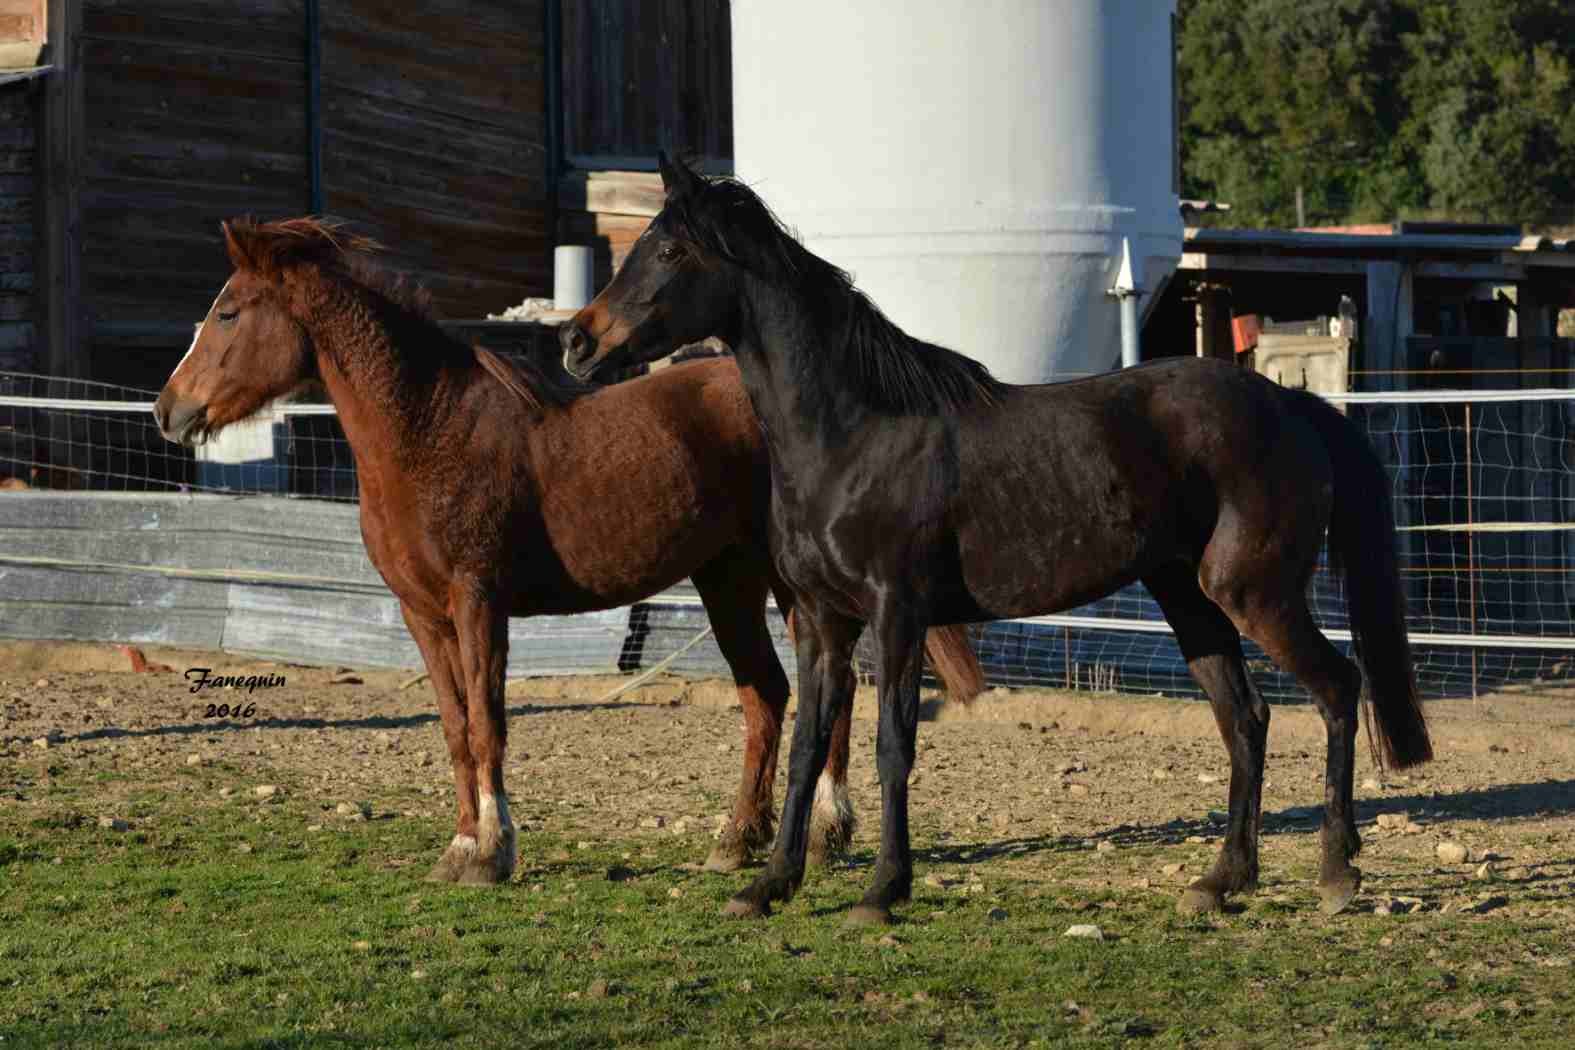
xmin=1179 ymin=0 xmax=1575 ymax=227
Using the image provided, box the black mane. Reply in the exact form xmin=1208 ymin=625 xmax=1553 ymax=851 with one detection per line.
xmin=665 ymin=178 xmax=1006 ymax=415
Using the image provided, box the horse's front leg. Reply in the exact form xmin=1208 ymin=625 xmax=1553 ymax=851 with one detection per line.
xmin=399 ymin=604 xmax=481 ymax=883
xmin=451 ymin=585 xmax=517 ymax=885
xmin=847 ymin=607 xmax=923 ymax=925
xmin=724 ymin=604 xmax=862 ymax=918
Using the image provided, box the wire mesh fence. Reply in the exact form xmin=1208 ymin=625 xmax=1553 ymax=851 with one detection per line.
xmin=2 ymin=371 xmax=1570 ymax=702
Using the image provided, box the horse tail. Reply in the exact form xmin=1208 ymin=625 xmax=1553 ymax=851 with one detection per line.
xmin=777 ymin=592 xmax=984 ymax=705
xmin=1284 ymin=388 xmax=1433 ymax=769
xmin=923 ymin=625 xmax=986 ymax=704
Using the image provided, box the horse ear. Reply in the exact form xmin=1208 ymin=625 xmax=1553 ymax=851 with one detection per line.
xmin=222 ymin=219 xmax=263 ymax=274
xmin=658 ymin=150 xmax=698 ymax=200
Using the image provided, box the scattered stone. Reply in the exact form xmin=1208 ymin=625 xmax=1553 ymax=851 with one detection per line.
xmin=219 ymin=788 xmax=234 ymax=799
xmin=352 ymin=940 xmax=371 ymax=951
xmin=1185 ymin=835 xmax=1208 ymax=845
xmin=410 ymin=968 xmax=427 ymax=980
xmin=923 ymin=873 xmax=947 ymax=889
xmin=1461 ymin=896 xmax=1509 ymax=915
xmin=1375 ymin=812 xmax=1409 ymax=830
xmin=1132 ymin=878 xmax=1151 ymax=890
xmin=416 ymin=751 xmax=434 ymax=767
xmin=1060 ymin=760 xmax=1087 ymax=775
xmin=586 ymin=979 xmax=610 ymax=999
xmin=1066 ymin=783 xmax=1090 ymax=798
xmin=877 ymin=934 xmax=901 ymax=948
xmin=336 ymin=801 xmax=369 ymax=819
xmin=1197 ymin=773 xmax=1222 ymax=785
xmin=185 ymin=754 xmax=203 ymax=767
xmin=235 ymin=843 xmax=253 ymax=854
xmin=991 ymin=812 xmax=1012 ymax=831
xmin=912 ymin=990 xmax=930 ymax=1003
xmin=1161 ymin=862 xmax=1186 ymax=877
xmin=1064 ymin=924 xmax=1105 ymax=941
xmin=306 ymin=824 xmax=322 ymax=833
xmin=1150 ymin=768 xmax=1171 ymax=781
xmin=1361 ymin=777 xmax=1382 ymax=791
xmin=639 ymin=815 xmax=666 ymax=829
xmin=253 ymin=785 xmax=278 ymax=800
xmin=1095 ymin=840 xmax=1116 ymax=853
xmin=97 ymin=816 xmax=129 ymax=832
xmin=31 ymin=737 xmax=48 ymax=749
xmin=1436 ymin=841 xmax=1472 ymax=865
xmin=667 ymin=886 xmax=683 ymax=899
xmin=33 ymin=678 xmax=48 ymax=688
xmin=373 ymin=731 xmax=394 ymax=749
xmin=1506 ymin=866 xmax=1531 ymax=881
xmin=1474 ymin=861 xmax=1495 ymax=881
xmin=1207 ymin=810 xmax=1228 ymax=824
xmin=328 ymin=671 xmax=363 ymax=685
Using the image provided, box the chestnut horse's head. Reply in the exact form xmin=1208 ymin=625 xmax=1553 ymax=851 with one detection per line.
xmin=561 ymin=152 xmax=744 ymax=380
xmin=154 ymin=218 xmax=368 ymax=446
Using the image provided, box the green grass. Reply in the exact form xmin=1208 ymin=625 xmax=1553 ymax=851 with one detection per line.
xmin=1 ymin=766 xmax=1571 ymax=1049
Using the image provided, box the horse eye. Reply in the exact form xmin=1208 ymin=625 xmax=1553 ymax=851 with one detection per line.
xmin=217 ymin=309 xmax=239 ymax=323
xmin=658 ymin=243 xmax=681 ymax=262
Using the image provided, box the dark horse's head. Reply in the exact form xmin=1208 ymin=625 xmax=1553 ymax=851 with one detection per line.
xmin=562 ymin=153 xmax=769 ymax=380
xmin=154 ymin=219 xmax=376 ymax=446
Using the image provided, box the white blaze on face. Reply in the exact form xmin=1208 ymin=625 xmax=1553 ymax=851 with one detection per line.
xmin=170 ymin=278 xmax=233 ymax=384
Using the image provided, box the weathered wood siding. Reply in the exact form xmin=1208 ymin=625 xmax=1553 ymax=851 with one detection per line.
xmin=321 ymin=1 xmax=549 ymax=319
xmin=77 ymin=0 xmax=309 ymax=387
xmin=560 ymin=0 xmax=731 ymax=171
xmin=42 ymin=1 xmax=550 ymax=392
xmin=0 ymin=78 xmax=38 ymax=373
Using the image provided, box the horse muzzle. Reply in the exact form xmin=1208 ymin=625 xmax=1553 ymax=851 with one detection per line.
xmin=153 ymin=393 xmax=208 ymax=446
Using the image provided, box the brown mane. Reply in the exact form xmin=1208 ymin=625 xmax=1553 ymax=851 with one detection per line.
xmin=222 ymin=216 xmax=589 ymax=414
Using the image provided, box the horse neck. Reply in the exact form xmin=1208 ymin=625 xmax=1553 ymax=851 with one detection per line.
xmin=297 ymin=279 xmax=471 ymax=472
xmin=733 ymin=272 xmax=867 ymax=459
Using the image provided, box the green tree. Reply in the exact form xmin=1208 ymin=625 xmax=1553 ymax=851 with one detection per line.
xmin=1178 ymin=0 xmax=1575 ymax=227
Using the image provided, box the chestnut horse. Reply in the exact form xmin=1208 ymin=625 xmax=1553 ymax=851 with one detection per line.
xmin=563 ymin=154 xmax=1433 ymax=923
xmin=153 ymin=218 xmax=982 ymax=885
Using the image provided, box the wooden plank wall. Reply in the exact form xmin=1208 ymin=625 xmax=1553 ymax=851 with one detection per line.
xmin=321 ymin=1 xmax=549 ymax=320
xmin=560 ymin=0 xmax=731 ymax=171
xmin=78 ymin=0 xmax=309 ymax=388
xmin=56 ymin=0 xmax=549 ymax=392
xmin=0 ymin=79 xmax=38 ymax=373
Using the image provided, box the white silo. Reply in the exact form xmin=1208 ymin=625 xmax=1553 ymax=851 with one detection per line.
xmin=730 ymin=0 xmax=1183 ymax=382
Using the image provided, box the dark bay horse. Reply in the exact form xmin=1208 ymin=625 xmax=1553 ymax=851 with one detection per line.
xmin=563 ymin=154 xmax=1433 ymax=922
xmin=153 ymin=218 xmax=982 ymax=885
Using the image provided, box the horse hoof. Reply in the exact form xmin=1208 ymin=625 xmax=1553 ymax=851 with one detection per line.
xmin=845 ymin=903 xmax=893 ymax=926
xmin=1177 ymin=883 xmax=1224 ymax=915
xmin=1318 ymin=870 xmax=1362 ymax=915
xmin=722 ymin=896 xmax=769 ymax=920
xmin=425 ymin=863 xmax=461 ymax=884
xmin=455 ymin=856 xmax=511 ymax=886
xmin=702 ymin=845 xmax=747 ymax=873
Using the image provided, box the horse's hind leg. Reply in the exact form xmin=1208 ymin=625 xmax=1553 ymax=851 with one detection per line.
xmin=1200 ymin=562 xmax=1365 ymax=914
xmin=1245 ymin=603 xmax=1364 ymax=914
xmin=693 ymin=548 xmax=794 ymax=871
xmin=1144 ymin=567 xmax=1268 ymax=914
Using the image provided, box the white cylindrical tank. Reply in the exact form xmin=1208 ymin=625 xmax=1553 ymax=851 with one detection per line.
xmin=731 ymin=0 xmax=1182 ymax=382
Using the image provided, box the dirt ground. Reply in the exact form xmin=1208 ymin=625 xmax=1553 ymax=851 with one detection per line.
xmin=2 ymin=640 xmax=1573 ymax=917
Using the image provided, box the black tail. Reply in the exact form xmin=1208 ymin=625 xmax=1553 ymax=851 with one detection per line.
xmin=1284 ymin=388 xmax=1433 ymax=769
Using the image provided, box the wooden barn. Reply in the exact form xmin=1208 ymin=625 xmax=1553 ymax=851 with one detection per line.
xmin=0 ymin=0 xmax=731 ymax=389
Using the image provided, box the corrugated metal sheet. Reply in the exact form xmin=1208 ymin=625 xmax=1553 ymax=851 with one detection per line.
xmin=0 ymin=493 xmax=629 ymax=676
